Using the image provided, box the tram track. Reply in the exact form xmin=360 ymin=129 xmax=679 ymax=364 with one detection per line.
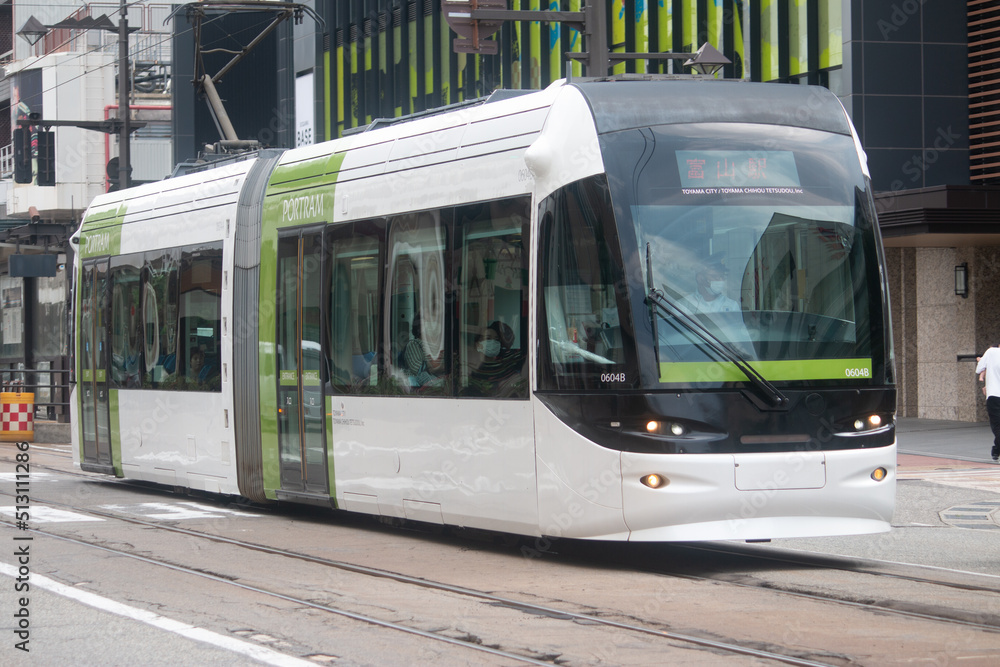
xmin=11 ymin=457 xmax=1000 ymax=584
xmin=556 ymin=540 xmax=1000 ymax=632
xmin=1 ymin=465 xmax=999 ymax=665
xmin=11 ymin=461 xmax=999 ymax=634
xmin=5 ymin=451 xmax=1000 ymax=660
xmin=0 ymin=488 xmax=837 ymax=667
xmin=4 ymin=521 xmax=561 ymax=666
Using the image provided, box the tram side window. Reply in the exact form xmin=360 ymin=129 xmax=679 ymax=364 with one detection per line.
xmin=328 ymin=222 xmax=383 ymax=393
xmin=141 ymin=250 xmax=180 ymax=389
xmin=539 ymin=175 xmax=628 ymax=390
xmin=109 ymin=257 xmax=143 ymax=388
xmin=107 ymin=244 xmax=221 ymax=391
xmin=385 ymin=212 xmax=450 ymax=395
xmin=456 ymin=197 xmax=529 ymax=399
xmin=177 ymin=245 xmax=223 ymax=391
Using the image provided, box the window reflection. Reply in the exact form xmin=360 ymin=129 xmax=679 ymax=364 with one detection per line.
xmin=107 ymin=243 xmax=222 ymax=392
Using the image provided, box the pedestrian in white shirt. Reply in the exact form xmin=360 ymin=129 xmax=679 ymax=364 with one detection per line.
xmin=975 ymin=347 xmax=1000 ymax=461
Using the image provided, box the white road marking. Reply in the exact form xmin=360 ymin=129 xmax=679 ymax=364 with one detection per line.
xmin=898 ymin=466 xmax=1000 ymax=494
xmin=0 ymin=472 xmax=57 ymax=482
xmin=0 ymin=501 xmax=259 ymax=525
xmin=0 ymin=562 xmax=317 ymax=667
xmin=0 ymin=506 xmax=104 ymax=523
xmin=25 ymin=445 xmax=71 ymax=454
xmin=100 ymin=501 xmax=260 ymax=520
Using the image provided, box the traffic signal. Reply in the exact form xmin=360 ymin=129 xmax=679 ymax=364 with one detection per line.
xmin=35 ymin=130 xmax=55 ymax=186
xmin=12 ymin=127 xmax=30 ymax=184
xmin=106 ymin=157 xmax=119 ymax=192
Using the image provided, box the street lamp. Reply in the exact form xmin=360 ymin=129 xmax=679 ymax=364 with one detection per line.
xmin=684 ymin=43 xmax=732 ymax=77
xmin=16 ymin=16 xmax=48 ymax=47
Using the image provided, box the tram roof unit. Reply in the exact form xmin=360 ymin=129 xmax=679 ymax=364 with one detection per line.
xmin=344 ymin=75 xmax=853 ymax=138
xmin=271 ymin=77 xmax=854 ymax=172
xmin=75 ymin=76 xmax=860 ymax=242
xmin=267 ymin=83 xmax=565 ymax=190
xmin=567 ymin=78 xmax=854 ymax=136
xmin=72 ymin=153 xmax=266 ymax=256
xmin=343 ymin=88 xmax=537 ymax=136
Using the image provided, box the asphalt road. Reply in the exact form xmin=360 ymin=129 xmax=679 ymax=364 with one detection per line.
xmin=2 ymin=419 xmax=999 ymax=665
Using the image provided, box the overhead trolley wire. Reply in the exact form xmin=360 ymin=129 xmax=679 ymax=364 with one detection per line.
xmin=15 ymin=2 xmax=273 ymax=105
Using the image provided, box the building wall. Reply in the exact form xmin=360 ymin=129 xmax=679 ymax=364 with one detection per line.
xmin=5 ymin=51 xmax=115 ymax=218
xmin=316 ymin=0 xmax=847 ymax=140
xmin=972 ymin=246 xmax=1000 ymax=421
xmin=886 ymin=247 xmax=915 ymax=416
xmin=915 ymin=247 xmax=976 ymax=421
xmin=841 ymin=0 xmax=969 ymax=193
xmin=887 ymin=245 xmax=1000 ymax=422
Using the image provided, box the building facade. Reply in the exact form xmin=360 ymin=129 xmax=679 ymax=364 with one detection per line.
xmin=0 ymin=1 xmax=172 ymax=421
xmin=284 ymin=1 xmax=988 ymax=421
xmin=0 ymin=0 xmax=994 ymax=423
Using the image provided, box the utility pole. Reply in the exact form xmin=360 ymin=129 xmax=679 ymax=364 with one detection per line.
xmin=16 ymin=8 xmax=144 ymax=190
xmin=118 ymin=0 xmax=131 ymax=189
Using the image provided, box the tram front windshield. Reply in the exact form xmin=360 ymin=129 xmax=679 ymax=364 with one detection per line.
xmin=605 ymin=122 xmax=884 ymax=387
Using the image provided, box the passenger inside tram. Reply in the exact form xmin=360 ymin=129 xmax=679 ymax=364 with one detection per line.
xmin=187 ymin=347 xmax=220 ymax=388
xmin=402 ymin=314 xmax=443 ymax=389
xmin=466 ymin=320 xmax=525 ymax=398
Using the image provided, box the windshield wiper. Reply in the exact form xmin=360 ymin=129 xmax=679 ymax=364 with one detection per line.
xmin=644 ymin=250 xmax=787 ymax=408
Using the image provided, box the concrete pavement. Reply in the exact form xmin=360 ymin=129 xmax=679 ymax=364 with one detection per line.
xmin=897 ymin=417 xmax=998 ymax=464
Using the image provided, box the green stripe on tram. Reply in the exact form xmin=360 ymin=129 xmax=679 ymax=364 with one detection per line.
xmin=109 ymin=389 xmax=123 ymax=477
xmin=78 ymin=203 xmax=126 ymax=258
xmin=259 ymin=150 xmax=346 ymax=498
xmin=659 ymin=358 xmax=873 ymax=384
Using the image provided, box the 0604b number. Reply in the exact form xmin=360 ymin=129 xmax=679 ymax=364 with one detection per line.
xmin=601 ymin=372 xmax=627 ymax=383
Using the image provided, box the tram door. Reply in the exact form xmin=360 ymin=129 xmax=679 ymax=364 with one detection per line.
xmin=79 ymin=260 xmax=113 ymax=473
xmin=276 ymin=232 xmax=328 ymax=496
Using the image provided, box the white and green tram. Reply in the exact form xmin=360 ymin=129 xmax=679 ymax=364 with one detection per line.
xmin=72 ymin=77 xmax=896 ymax=541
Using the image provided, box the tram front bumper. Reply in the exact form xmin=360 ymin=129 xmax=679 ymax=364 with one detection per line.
xmin=619 ymin=444 xmax=896 ymax=542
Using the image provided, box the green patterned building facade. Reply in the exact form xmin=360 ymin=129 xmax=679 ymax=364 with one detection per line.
xmin=317 ymin=1 xmax=845 ymax=139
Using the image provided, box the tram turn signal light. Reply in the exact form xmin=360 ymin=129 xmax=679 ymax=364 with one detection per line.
xmin=641 ymin=474 xmax=667 ymax=489
xmin=871 ymin=467 xmax=887 ymax=482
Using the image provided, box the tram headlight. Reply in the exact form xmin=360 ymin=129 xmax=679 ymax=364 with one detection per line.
xmin=871 ymin=467 xmax=887 ymax=482
xmin=641 ymin=474 xmax=668 ymax=489
xmin=836 ymin=413 xmax=891 ymax=436
xmin=642 ymin=420 xmax=686 ymax=437
xmin=851 ymin=414 xmax=887 ymax=432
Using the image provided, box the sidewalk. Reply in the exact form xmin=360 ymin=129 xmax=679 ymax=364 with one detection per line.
xmin=896 ymin=417 xmax=996 ymax=464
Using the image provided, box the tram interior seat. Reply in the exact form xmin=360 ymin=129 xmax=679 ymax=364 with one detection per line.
xmin=352 ymin=352 xmax=376 ymax=382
